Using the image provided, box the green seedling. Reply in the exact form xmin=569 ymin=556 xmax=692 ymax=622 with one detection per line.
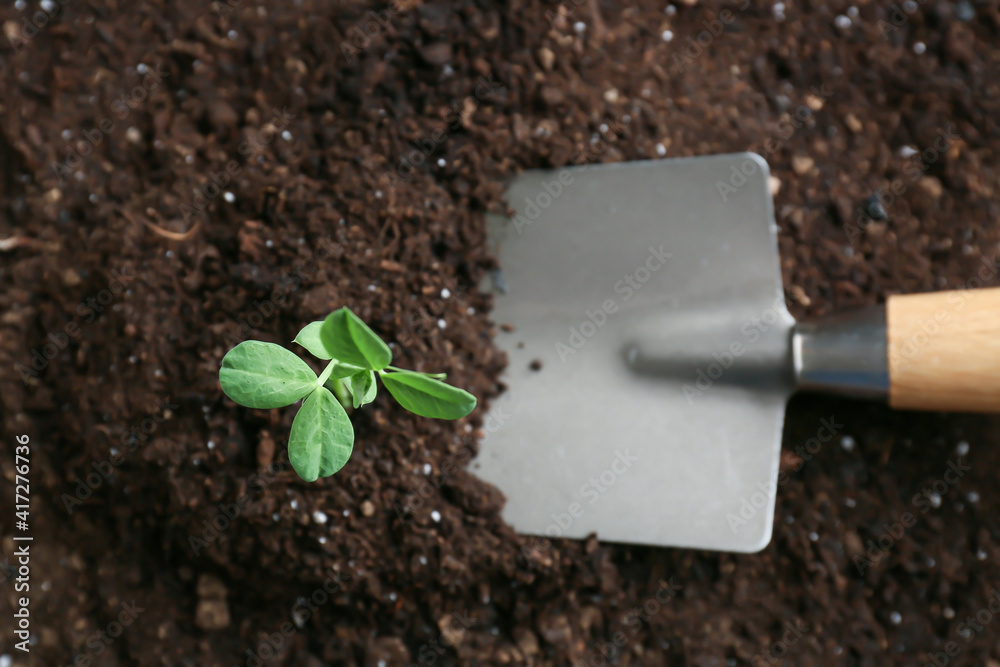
xmin=219 ymin=307 xmax=477 ymax=482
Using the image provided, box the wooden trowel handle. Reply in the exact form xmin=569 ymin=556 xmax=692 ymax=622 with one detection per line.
xmin=887 ymin=287 xmax=1000 ymax=412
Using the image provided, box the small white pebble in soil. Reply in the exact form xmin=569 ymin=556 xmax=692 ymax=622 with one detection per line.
xmin=431 ymin=510 xmax=442 ymax=523
xmin=809 ymin=532 xmax=818 ymax=542
xmin=165 ymin=250 xmax=174 ymax=258
xmin=847 ymin=6 xmax=859 ymax=18
xmin=599 ymin=123 xmax=609 ymax=134
xmin=367 ymin=284 xmax=377 ymax=292
xmin=655 ymin=143 xmax=667 ymax=156
xmin=943 ymin=607 xmax=955 ymax=619
xmin=889 ymin=611 xmax=902 ymax=625
xmin=441 ymin=287 xmax=451 ymax=298
xmin=0 ymin=655 xmax=11 ymax=667
xmin=129 ymin=355 xmax=138 ymax=363
xmin=661 ymin=30 xmax=674 ymax=42
xmin=281 ymin=130 xmax=292 ymax=141
xmin=834 ymin=15 xmax=851 ymax=29
xmin=419 ymin=555 xmax=428 ymax=565
xmin=466 ymin=306 xmax=475 ymax=315
xmin=375 ymin=190 xmax=383 ymax=198
xmin=223 ymin=191 xmax=235 ymax=203
xmin=272 ymin=513 xmax=280 ymax=521
xmin=928 ymin=493 xmax=942 ymax=508
xmin=265 ymin=239 xmax=274 ymax=248
xmin=343 ymin=509 xmax=350 ymax=517
xmin=41 ymin=0 xmax=56 ymax=11
xmin=89 ymin=193 xmax=99 ymax=203
xmin=290 ymin=499 xmax=299 ymax=510
xmin=573 ymin=21 xmax=586 ymax=33
xmin=437 ymin=319 xmax=447 ymax=329
xmin=845 ymin=497 xmax=857 ymax=507
xmin=312 ymin=510 xmax=328 ymax=524
xmin=841 ymin=435 xmax=856 ymax=451
xmin=903 ymin=0 xmax=918 ymax=12
xmin=957 ymin=441 xmax=970 ymax=456
xmin=665 ymin=4 xmax=676 ymax=16
xmin=318 ymin=536 xmax=327 ymax=545
xmin=378 ymin=661 xmax=387 ymax=667
xmin=207 ymin=440 xmax=215 ymax=450
xmin=927 ymin=557 xmax=936 ymax=567
xmin=228 ymin=30 xmax=238 ymax=40
xmin=899 ymin=145 xmax=918 ymax=158
xmin=423 ymin=463 xmax=432 ymax=475
xmin=388 ymin=592 xmax=397 ymax=601
xmin=959 ymin=626 xmax=973 ymax=639
xmin=41 ymin=581 xmax=51 ymax=592
xmin=61 ymin=128 xmax=72 ymax=140
xmin=14 ymin=0 xmax=26 ymax=9
xmin=437 ymin=158 xmax=446 ymax=167
xmin=465 ymin=424 xmax=473 ymax=432
xmin=978 ymin=549 xmax=988 ymax=560
xmin=968 ymin=491 xmax=980 ymax=503
xmin=913 ymin=41 xmax=926 ymax=54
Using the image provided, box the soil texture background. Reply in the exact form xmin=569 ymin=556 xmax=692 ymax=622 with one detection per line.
xmin=2 ymin=0 xmax=1000 ymax=665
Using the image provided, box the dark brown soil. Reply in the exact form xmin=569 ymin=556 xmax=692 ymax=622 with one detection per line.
xmin=2 ymin=0 xmax=1000 ymax=665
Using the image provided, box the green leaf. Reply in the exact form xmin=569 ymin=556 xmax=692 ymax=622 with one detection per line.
xmin=294 ymin=321 xmax=365 ymax=377
xmin=347 ymin=370 xmax=377 ymax=409
xmin=288 ymin=386 xmax=355 ymax=482
xmin=320 ymin=307 xmax=392 ymax=371
xmin=293 ymin=321 xmax=333 ymax=359
xmin=220 ymin=341 xmax=318 ymax=409
xmin=380 ymin=370 xmax=477 ymax=420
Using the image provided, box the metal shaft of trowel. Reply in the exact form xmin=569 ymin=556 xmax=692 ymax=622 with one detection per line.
xmin=793 ymin=306 xmax=888 ymax=399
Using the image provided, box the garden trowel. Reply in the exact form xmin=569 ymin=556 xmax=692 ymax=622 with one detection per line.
xmin=473 ymin=153 xmax=1000 ymax=553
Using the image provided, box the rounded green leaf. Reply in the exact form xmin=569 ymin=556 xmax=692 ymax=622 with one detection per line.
xmin=220 ymin=341 xmax=318 ymax=409
xmin=295 ymin=322 xmax=366 ymax=376
xmin=380 ymin=370 xmax=477 ymax=420
xmin=320 ymin=307 xmax=392 ymax=371
xmin=288 ymin=386 xmax=355 ymax=482
xmin=293 ymin=321 xmax=334 ymax=359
